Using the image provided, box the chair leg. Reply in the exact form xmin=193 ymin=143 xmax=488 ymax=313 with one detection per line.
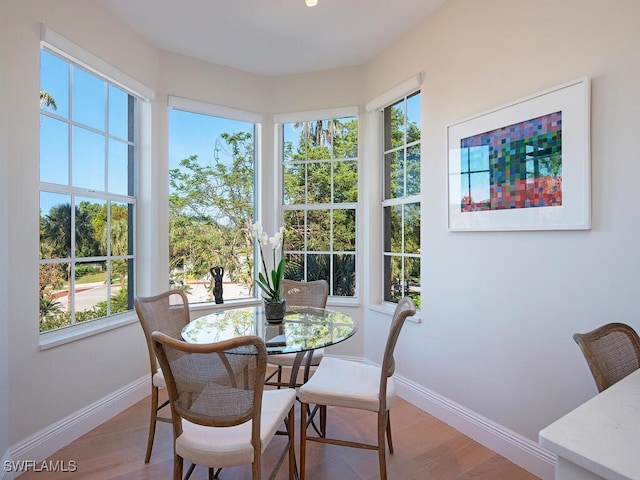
xmin=276 ymin=365 xmax=283 ymax=389
xmin=288 ymin=406 xmax=295 ymax=480
xmin=184 ymin=463 xmax=196 ymax=480
xmin=145 ymin=385 xmax=158 ymax=463
xmin=300 ymin=401 xmax=308 ymax=480
xmin=386 ymin=410 xmax=394 ymax=453
xmin=173 ymin=454 xmax=183 ymax=480
xmin=320 ymin=405 xmax=327 ymax=437
xmin=252 ymin=455 xmax=260 ymax=479
xmin=377 ymin=410 xmax=388 ymax=480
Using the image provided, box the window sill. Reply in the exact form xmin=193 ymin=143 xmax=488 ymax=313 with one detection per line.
xmin=39 ymin=312 xmax=139 ymax=351
xmin=368 ymin=302 xmax=422 ymax=324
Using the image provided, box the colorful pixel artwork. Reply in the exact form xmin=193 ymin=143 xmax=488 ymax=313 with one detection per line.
xmin=459 ymin=111 xmax=562 ymax=212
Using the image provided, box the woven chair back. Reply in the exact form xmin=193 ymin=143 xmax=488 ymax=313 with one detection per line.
xmin=573 ymin=322 xmax=640 ymax=392
xmin=152 ymin=332 xmax=267 ymax=428
xmin=281 ymin=279 xmax=329 ymax=308
xmin=135 ymin=289 xmax=191 ymax=374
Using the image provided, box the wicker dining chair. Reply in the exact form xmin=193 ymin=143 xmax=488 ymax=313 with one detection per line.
xmin=265 ymin=279 xmax=329 ymax=388
xmin=134 ymin=289 xmax=191 ymax=463
xmin=152 ymin=332 xmax=296 ymax=480
xmin=298 ymin=297 xmax=416 ymax=480
xmin=573 ymin=322 xmax=640 ymax=392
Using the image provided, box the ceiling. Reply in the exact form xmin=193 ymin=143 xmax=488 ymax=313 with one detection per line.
xmin=100 ymin=0 xmax=446 ymax=76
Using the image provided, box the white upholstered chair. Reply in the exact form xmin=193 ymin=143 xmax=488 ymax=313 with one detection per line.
xmin=134 ymin=289 xmax=191 ymax=463
xmin=152 ymin=331 xmax=296 ymax=480
xmin=298 ymin=297 xmax=416 ymax=480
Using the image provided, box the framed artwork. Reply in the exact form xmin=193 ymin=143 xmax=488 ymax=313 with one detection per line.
xmin=447 ymin=78 xmax=590 ymax=231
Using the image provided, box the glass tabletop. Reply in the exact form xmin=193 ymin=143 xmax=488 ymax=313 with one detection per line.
xmin=181 ymin=305 xmax=358 ymax=355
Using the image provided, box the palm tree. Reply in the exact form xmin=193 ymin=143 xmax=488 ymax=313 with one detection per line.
xmin=40 ymin=89 xmax=57 ymax=111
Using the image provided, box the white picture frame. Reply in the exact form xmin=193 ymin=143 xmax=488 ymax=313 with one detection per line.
xmin=447 ymin=78 xmax=590 ymax=231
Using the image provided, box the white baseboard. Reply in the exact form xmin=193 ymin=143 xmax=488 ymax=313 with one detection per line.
xmin=1 ymin=448 xmax=14 ymax=480
xmin=8 ymin=375 xmax=149 ymax=472
xmin=5 ymin=358 xmax=556 ymax=480
xmin=394 ymin=373 xmax=556 ymax=480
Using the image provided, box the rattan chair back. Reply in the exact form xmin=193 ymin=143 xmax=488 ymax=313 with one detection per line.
xmin=282 ymin=279 xmax=329 ymax=308
xmin=134 ymin=289 xmax=191 ymax=462
xmin=573 ymin=322 xmax=640 ymax=392
xmin=135 ymin=289 xmax=191 ymax=376
xmin=152 ymin=332 xmax=267 ymax=430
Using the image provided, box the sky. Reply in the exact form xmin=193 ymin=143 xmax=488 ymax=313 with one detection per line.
xmin=39 ymin=48 xmax=255 ymax=215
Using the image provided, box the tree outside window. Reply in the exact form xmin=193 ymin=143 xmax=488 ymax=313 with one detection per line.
xmin=39 ymin=48 xmax=136 ymax=332
xmin=282 ymin=115 xmax=358 ymax=297
xmin=169 ymin=109 xmax=256 ymax=304
xmin=382 ymin=92 xmax=421 ymax=307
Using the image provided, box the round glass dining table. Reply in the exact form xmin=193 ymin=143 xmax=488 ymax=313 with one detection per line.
xmin=181 ymin=304 xmax=358 ymax=387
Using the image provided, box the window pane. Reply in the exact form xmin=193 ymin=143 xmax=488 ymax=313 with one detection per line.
xmin=40 ymin=50 xmax=69 ymax=118
xmin=169 ymin=108 xmax=255 ymax=304
xmin=384 ymin=101 xmax=405 ymax=150
xmin=405 ymin=256 xmax=421 ymax=307
xmin=109 ymin=259 xmax=132 ymax=314
xmin=284 ymin=122 xmax=305 ymax=161
xmin=284 ymin=210 xmax=305 ymax=251
xmin=284 ymin=253 xmax=304 ymax=280
xmin=333 ymin=254 xmax=355 ymax=296
xmin=110 ymin=202 xmax=131 ymax=256
xmin=283 ymin=163 xmax=306 ymax=204
xmin=307 ymin=254 xmax=329 ymax=282
xmin=307 ymin=120 xmax=331 ymax=160
xmin=73 ymin=126 xmax=105 ymax=191
xmin=307 ymin=209 xmax=330 ymax=251
xmin=74 ymin=260 xmax=108 ymax=321
xmin=384 ymin=150 xmax=403 ymax=199
xmin=40 ymin=115 xmax=69 ymax=185
xmin=333 ymin=209 xmax=356 ymax=251
xmin=108 ymin=85 xmax=129 ymax=140
xmin=307 ymin=162 xmax=331 ymax=204
xmin=383 ymin=255 xmax=403 ymax=303
xmin=383 ymin=205 xmax=402 ymax=253
xmin=333 ymin=117 xmax=358 ymax=159
xmin=73 ymin=67 xmax=105 ymax=131
xmin=404 ymin=202 xmax=420 ymax=254
xmin=76 ymin=197 xmax=106 ymax=257
xmin=39 ymin=262 xmax=70 ymax=332
xmin=406 ymin=92 xmax=421 ymax=143
xmin=406 ymin=144 xmax=420 ymax=196
xmin=40 ymin=192 xmax=71 ymax=259
xmin=108 ymin=139 xmax=129 ymax=195
xmin=333 ymin=160 xmax=357 ymax=203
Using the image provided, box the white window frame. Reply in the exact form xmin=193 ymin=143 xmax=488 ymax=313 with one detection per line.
xmin=366 ymin=75 xmax=423 ymax=320
xmin=167 ymin=95 xmax=263 ymax=311
xmin=38 ymin=27 xmax=154 ymax=349
xmin=275 ymin=106 xmax=360 ymax=305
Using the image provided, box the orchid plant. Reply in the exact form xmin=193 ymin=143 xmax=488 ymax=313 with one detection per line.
xmin=251 ymin=223 xmax=286 ymax=302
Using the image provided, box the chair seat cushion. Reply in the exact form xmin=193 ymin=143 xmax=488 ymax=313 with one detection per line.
xmin=175 ymin=388 xmax=295 ymax=468
xmin=298 ymin=357 xmax=395 ymax=412
xmin=152 ymin=369 xmax=165 ymax=388
xmin=267 ymin=349 xmax=324 ymax=367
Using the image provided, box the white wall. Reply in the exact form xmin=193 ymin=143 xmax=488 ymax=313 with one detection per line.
xmin=5 ymin=0 xmax=640 ymax=465
xmin=1 ymin=0 xmax=11 ymax=465
xmin=4 ymin=0 xmax=160 ymax=444
xmin=362 ymin=0 xmax=640 ymax=441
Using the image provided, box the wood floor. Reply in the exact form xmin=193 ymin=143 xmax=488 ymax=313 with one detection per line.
xmin=16 ymin=387 xmax=540 ymax=480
